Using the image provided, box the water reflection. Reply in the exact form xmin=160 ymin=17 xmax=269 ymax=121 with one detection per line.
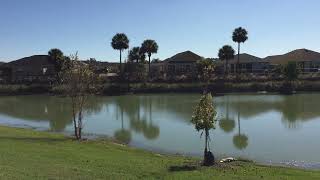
xmin=233 ymin=112 xmax=248 ymax=150
xmin=112 ymin=96 xmax=160 ymax=143
xmin=0 ymin=93 xmax=319 ymax=144
xmin=215 ymin=94 xmax=320 ymax=129
xmin=219 ymin=96 xmax=235 ymax=133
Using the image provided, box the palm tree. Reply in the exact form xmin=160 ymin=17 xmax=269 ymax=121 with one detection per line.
xmin=48 ymin=48 xmax=64 ymax=62
xmin=111 ymin=33 xmax=129 ymax=74
xmin=141 ymin=39 xmax=158 ymax=78
xmin=218 ymin=45 xmax=235 ymax=75
xmin=128 ymin=46 xmax=145 ymax=63
xmin=48 ymin=48 xmax=64 ymax=81
xmin=232 ymin=27 xmax=248 ymax=74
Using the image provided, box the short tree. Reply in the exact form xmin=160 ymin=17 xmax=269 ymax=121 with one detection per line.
xmin=280 ymin=62 xmax=299 ymax=94
xmin=191 ymin=93 xmax=217 ymax=166
xmin=62 ymin=53 xmax=97 ymax=140
xmin=218 ymin=45 xmax=235 ymax=75
xmin=283 ymin=61 xmax=299 ymax=81
xmin=196 ymin=59 xmax=215 ymax=91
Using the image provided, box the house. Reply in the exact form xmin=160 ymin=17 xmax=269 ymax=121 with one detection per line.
xmin=226 ymin=53 xmax=270 ymax=74
xmin=264 ymin=49 xmax=320 ymax=72
xmin=0 ymin=65 xmax=12 ymax=83
xmin=6 ymin=55 xmax=57 ymax=83
xmin=151 ymin=51 xmax=203 ymax=79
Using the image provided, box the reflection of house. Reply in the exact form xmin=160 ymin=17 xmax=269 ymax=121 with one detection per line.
xmin=226 ymin=54 xmax=270 ymax=74
xmin=7 ymin=55 xmax=56 ymax=83
xmin=264 ymin=49 xmax=320 ymax=72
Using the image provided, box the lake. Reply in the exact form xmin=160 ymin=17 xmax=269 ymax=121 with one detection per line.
xmin=0 ymin=93 xmax=320 ymax=168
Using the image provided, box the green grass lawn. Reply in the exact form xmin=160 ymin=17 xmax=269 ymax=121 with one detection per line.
xmin=0 ymin=126 xmax=319 ymax=179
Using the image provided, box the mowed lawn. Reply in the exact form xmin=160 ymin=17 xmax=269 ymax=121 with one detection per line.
xmin=0 ymin=126 xmax=319 ymax=179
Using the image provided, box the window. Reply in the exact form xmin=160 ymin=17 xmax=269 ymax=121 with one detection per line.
xmin=186 ymin=65 xmax=191 ymax=71
xmin=168 ymin=65 xmax=175 ymax=72
xmin=42 ymin=68 xmax=48 ymax=75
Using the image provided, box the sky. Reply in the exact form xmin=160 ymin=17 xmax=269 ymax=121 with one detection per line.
xmin=0 ymin=0 xmax=319 ymax=62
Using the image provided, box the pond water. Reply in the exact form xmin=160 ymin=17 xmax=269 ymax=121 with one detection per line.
xmin=1 ymin=93 xmax=320 ymax=168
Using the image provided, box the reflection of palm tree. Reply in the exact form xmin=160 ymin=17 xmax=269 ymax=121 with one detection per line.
xmin=233 ymin=134 xmax=248 ymax=150
xmin=143 ymin=98 xmax=160 ymax=140
xmin=115 ymin=96 xmax=160 ymax=140
xmin=143 ymin=124 xmax=160 ymax=140
xmin=219 ymin=97 xmax=235 ymax=133
xmin=114 ymin=129 xmax=131 ymax=144
xmin=219 ymin=119 xmax=235 ymax=133
xmin=114 ymin=107 xmax=131 ymax=144
xmin=233 ymin=112 xmax=248 ymax=150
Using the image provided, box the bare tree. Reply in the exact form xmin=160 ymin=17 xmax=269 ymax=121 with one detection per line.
xmin=62 ymin=53 xmax=97 ymax=140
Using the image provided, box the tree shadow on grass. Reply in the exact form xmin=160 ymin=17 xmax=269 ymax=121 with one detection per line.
xmin=168 ymin=165 xmax=198 ymax=172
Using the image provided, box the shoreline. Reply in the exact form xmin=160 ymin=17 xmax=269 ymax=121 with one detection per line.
xmin=1 ymin=125 xmax=320 ymax=179
xmin=1 ymin=81 xmax=320 ymax=96
xmin=1 ymin=123 xmax=319 ymax=170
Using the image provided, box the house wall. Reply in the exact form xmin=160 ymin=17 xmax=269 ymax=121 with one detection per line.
xmin=10 ymin=64 xmax=56 ymax=83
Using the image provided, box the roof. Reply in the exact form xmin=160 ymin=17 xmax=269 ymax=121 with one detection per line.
xmin=264 ymin=49 xmax=320 ymax=64
xmin=164 ymin=51 xmax=202 ymax=63
xmin=7 ymin=55 xmax=54 ymax=67
xmin=227 ymin=53 xmax=264 ymax=64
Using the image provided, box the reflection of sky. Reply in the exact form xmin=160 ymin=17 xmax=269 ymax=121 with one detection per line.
xmin=0 ymin=114 xmax=49 ymax=130
xmin=1 ymin=94 xmax=320 ymax=166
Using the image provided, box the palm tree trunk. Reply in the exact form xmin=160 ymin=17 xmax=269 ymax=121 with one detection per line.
xmin=237 ymin=43 xmax=240 ymax=75
xmin=148 ymin=55 xmax=151 ymax=79
xmin=120 ymin=50 xmax=122 ymax=75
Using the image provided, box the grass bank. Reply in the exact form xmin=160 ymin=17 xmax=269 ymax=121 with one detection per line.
xmin=0 ymin=126 xmax=319 ymax=179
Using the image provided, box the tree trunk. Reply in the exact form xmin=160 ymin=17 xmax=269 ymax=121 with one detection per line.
xmin=226 ymin=59 xmax=229 ymax=75
xmin=120 ymin=50 xmax=122 ymax=75
xmin=77 ymin=110 xmax=83 ymax=140
xmin=71 ymin=98 xmax=78 ymax=139
xmin=204 ymin=129 xmax=208 ymax=156
xmin=238 ymin=111 xmax=240 ymax=135
xmin=237 ymin=43 xmax=240 ymax=75
xmin=73 ymin=121 xmax=78 ymax=139
xmin=148 ymin=55 xmax=151 ymax=79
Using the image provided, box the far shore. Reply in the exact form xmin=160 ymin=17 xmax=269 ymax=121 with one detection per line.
xmin=1 ymin=80 xmax=320 ymax=96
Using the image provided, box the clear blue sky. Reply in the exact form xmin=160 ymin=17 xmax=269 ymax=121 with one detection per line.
xmin=0 ymin=0 xmax=319 ymax=62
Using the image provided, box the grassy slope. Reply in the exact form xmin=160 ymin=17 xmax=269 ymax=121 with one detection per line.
xmin=0 ymin=126 xmax=319 ymax=180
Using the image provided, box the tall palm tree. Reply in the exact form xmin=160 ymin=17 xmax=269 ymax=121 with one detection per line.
xmin=111 ymin=33 xmax=129 ymax=74
xmin=232 ymin=27 xmax=248 ymax=74
xmin=141 ymin=39 xmax=158 ymax=78
xmin=218 ymin=45 xmax=235 ymax=75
